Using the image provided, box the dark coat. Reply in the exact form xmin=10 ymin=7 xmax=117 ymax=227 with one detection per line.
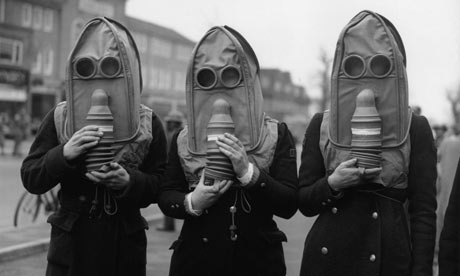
xmin=20 ymin=108 xmax=167 ymax=276
xmin=298 ymin=113 xmax=437 ymax=276
xmin=439 ymin=158 xmax=460 ymax=276
xmin=158 ymin=122 xmax=298 ymax=276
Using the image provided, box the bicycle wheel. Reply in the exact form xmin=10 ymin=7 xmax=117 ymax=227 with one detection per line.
xmin=13 ymin=191 xmax=41 ymax=227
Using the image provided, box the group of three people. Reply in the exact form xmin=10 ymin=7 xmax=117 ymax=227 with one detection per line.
xmin=20 ymin=10 xmax=448 ymax=276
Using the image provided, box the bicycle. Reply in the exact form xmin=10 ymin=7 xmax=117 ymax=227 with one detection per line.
xmin=13 ymin=189 xmax=59 ymax=227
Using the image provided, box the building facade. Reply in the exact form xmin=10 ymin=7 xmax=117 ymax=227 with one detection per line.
xmin=0 ymin=0 xmax=308 ymax=135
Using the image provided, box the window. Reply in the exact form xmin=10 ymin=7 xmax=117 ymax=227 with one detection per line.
xmin=149 ymin=67 xmax=159 ymax=89
xmin=173 ymin=71 xmax=185 ymax=91
xmin=0 ymin=38 xmax=23 ymax=65
xmin=0 ymin=0 xmax=5 ymax=23
xmin=71 ymin=18 xmax=85 ymax=45
xmin=43 ymin=49 xmax=54 ymax=76
xmin=32 ymin=6 xmax=43 ymax=30
xmin=21 ymin=3 xmax=32 ymax=27
xmin=175 ymin=45 xmax=192 ymax=61
xmin=31 ymin=51 xmax=42 ymax=74
xmin=132 ymin=32 xmax=147 ymax=53
xmin=43 ymin=9 xmax=54 ymax=32
xmin=158 ymin=70 xmax=171 ymax=90
xmin=151 ymin=37 xmax=171 ymax=58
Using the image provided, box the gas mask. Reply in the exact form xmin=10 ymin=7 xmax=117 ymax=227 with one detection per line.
xmin=185 ymin=26 xmax=264 ymax=155
xmin=65 ymin=17 xmax=142 ymax=171
xmin=329 ymin=10 xmax=410 ymax=167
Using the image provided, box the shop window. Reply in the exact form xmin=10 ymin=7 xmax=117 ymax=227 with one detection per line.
xmin=21 ymin=3 xmax=32 ymax=27
xmin=32 ymin=6 xmax=43 ymax=30
xmin=0 ymin=38 xmax=23 ymax=65
xmin=43 ymin=8 xmax=54 ymax=32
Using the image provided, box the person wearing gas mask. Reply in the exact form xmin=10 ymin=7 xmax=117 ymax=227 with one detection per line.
xmin=158 ymin=26 xmax=298 ymax=276
xmin=297 ymin=11 xmax=437 ymax=276
xmin=20 ymin=18 xmax=167 ymax=276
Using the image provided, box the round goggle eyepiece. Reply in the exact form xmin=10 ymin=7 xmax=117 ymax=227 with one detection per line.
xmin=369 ymin=54 xmax=392 ymax=78
xmin=99 ymin=56 xmax=121 ymax=78
xmin=220 ymin=65 xmax=241 ymax=88
xmin=74 ymin=57 xmax=96 ymax=79
xmin=196 ymin=67 xmax=217 ymax=90
xmin=342 ymin=55 xmax=365 ymax=79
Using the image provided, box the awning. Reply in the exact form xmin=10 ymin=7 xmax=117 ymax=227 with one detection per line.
xmin=0 ymin=84 xmax=26 ymax=102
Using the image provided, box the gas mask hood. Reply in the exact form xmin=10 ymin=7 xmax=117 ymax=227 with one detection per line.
xmin=65 ymin=17 xmax=142 ymax=142
xmin=329 ymin=10 xmax=410 ymax=148
xmin=186 ymin=26 xmax=264 ymax=154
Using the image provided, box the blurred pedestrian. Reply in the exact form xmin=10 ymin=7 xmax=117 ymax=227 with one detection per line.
xmin=20 ymin=18 xmax=167 ymax=276
xmin=11 ymin=107 xmax=29 ymax=156
xmin=157 ymin=110 xmax=184 ymax=232
xmin=298 ymin=11 xmax=436 ymax=276
xmin=433 ymin=124 xmax=448 ymax=148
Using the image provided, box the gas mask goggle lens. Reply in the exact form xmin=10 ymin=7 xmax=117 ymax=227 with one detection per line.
xmin=342 ymin=54 xmax=393 ymax=79
xmin=195 ymin=65 xmax=242 ymax=90
xmin=74 ymin=56 xmax=122 ymax=79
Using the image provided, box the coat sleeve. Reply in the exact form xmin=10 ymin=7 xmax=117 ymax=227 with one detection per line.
xmin=438 ymin=158 xmax=460 ymax=276
xmin=298 ymin=113 xmax=343 ymax=217
xmin=118 ymin=113 xmax=167 ymax=208
xmin=21 ymin=108 xmax=80 ymax=194
xmin=407 ymin=114 xmax=437 ymax=276
xmin=158 ymin=130 xmax=189 ymax=219
xmin=246 ymin=122 xmax=298 ymax=219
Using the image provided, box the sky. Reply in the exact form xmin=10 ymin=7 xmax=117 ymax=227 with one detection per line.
xmin=126 ymin=0 xmax=460 ymax=125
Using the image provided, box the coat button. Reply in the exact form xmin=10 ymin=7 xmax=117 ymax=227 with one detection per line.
xmin=175 ymin=204 xmax=180 ymax=208
xmin=78 ymin=195 xmax=86 ymax=202
xmin=372 ymin=212 xmax=378 ymax=219
xmin=369 ymin=254 xmax=376 ymax=262
xmin=321 ymin=247 xmax=328 ymax=255
xmin=202 ymin=237 xmax=209 ymax=243
xmin=331 ymin=207 xmax=338 ymax=214
xmin=204 ymin=209 xmax=209 ymax=214
xmin=321 ymin=202 xmax=327 ymax=206
xmin=260 ymin=182 xmax=266 ymax=188
xmin=327 ymin=198 xmax=332 ymax=203
xmin=170 ymin=204 xmax=175 ymax=209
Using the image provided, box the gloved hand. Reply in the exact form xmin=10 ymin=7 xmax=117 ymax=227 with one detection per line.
xmin=191 ymin=171 xmax=233 ymax=211
xmin=86 ymin=162 xmax=130 ymax=191
xmin=328 ymin=158 xmax=381 ymax=191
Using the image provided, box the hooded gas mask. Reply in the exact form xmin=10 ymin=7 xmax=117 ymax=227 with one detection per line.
xmin=60 ymin=17 xmax=146 ymax=171
xmin=185 ymin=26 xmax=264 ymax=155
xmin=329 ymin=10 xmax=410 ymax=149
xmin=177 ymin=26 xmax=278 ymax=187
xmin=320 ymin=11 xmax=411 ymax=188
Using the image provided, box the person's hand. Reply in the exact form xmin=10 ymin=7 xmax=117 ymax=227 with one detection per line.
xmin=85 ymin=162 xmax=130 ymax=190
xmin=216 ymin=133 xmax=249 ymax=177
xmin=191 ymin=172 xmax=233 ymax=211
xmin=327 ymin=158 xmax=382 ymax=191
xmin=63 ymin=125 xmax=103 ymax=161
